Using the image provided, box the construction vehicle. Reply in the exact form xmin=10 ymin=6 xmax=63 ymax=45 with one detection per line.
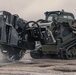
xmin=0 ymin=11 xmax=41 ymax=62
xmin=30 ymin=10 xmax=76 ymax=59
xmin=0 ymin=10 xmax=76 ymax=62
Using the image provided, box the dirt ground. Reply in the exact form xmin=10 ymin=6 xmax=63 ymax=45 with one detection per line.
xmin=0 ymin=51 xmax=76 ymax=75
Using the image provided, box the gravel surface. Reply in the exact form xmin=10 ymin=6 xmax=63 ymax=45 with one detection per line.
xmin=0 ymin=50 xmax=76 ymax=75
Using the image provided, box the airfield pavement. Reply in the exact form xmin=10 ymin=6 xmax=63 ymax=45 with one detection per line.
xmin=0 ymin=50 xmax=76 ymax=75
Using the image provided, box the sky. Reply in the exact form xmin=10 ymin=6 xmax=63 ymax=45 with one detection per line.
xmin=0 ymin=0 xmax=76 ymax=21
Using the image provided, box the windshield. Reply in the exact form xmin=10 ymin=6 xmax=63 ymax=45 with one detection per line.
xmin=47 ymin=14 xmax=58 ymax=21
xmin=61 ymin=15 xmax=74 ymax=20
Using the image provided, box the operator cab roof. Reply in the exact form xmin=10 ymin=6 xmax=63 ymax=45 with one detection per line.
xmin=45 ymin=10 xmax=75 ymax=19
xmin=0 ymin=11 xmax=11 ymax=16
